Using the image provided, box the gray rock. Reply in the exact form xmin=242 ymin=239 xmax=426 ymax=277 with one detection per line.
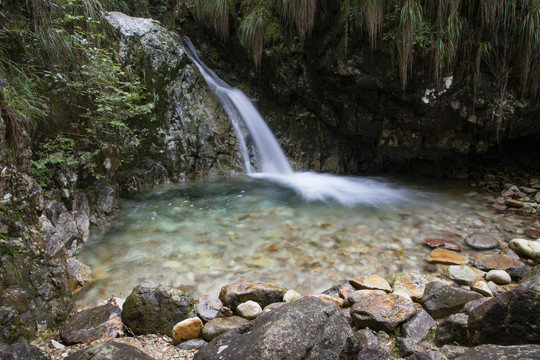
xmin=219 ymin=282 xmax=285 ymax=311
xmin=0 ymin=343 xmax=51 ymax=360
xmin=520 ymin=265 xmax=540 ymax=291
xmin=357 ymin=329 xmax=378 ymax=346
xmin=435 ymin=313 xmax=469 ymax=346
xmin=60 ymin=301 xmax=122 ymax=345
xmin=421 ymin=282 xmax=482 ymax=318
xmin=357 ymin=344 xmax=391 ymax=360
xmin=201 ymin=316 xmax=249 ymax=341
xmin=395 ymin=337 xmax=424 ymax=357
xmin=64 ymin=342 xmax=154 ymax=360
xmin=194 ymin=297 xmax=360 ymax=360
xmin=176 ymin=339 xmax=208 ymax=351
xmin=121 ymin=283 xmax=195 ymax=337
xmin=401 ymin=310 xmax=436 ymax=343
xmin=468 ymin=287 xmax=540 ymax=345
xmin=196 ymin=295 xmax=222 ymax=323
xmin=65 ymin=258 xmax=94 ymax=294
xmin=444 ymin=265 xmax=485 ymax=285
xmin=440 ymin=345 xmax=468 ymax=359
xmin=408 ymin=351 xmax=448 ymax=360
xmin=455 ymin=344 xmax=540 ymax=360
xmin=351 ymin=292 xmax=416 ymax=331
xmin=485 ymin=269 xmax=511 ymax=284
xmin=464 ymin=233 xmax=500 ymax=250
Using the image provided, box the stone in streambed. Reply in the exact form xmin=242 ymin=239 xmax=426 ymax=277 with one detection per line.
xmin=486 ymin=269 xmax=511 ymax=284
xmin=464 ymin=233 xmax=500 ymax=250
xmin=194 ymin=297 xmax=360 ymax=360
xmin=445 ymin=265 xmax=486 ymax=284
xmin=64 ymin=342 xmax=154 ymax=360
xmin=350 ymin=274 xmax=392 ymax=292
xmin=219 ymin=282 xmax=285 ymax=311
xmin=423 ymin=238 xmax=462 ymax=251
xmin=421 ymin=282 xmax=482 ymax=318
xmin=172 ymin=317 xmax=203 ymax=345
xmin=351 ymin=292 xmax=416 ymax=331
xmin=392 ymin=273 xmax=451 ymax=301
xmin=509 ymin=238 xmax=540 ymax=260
xmin=427 ymin=249 xmax=468 ymax=265
xmin=236 ymin=300 xmax=262 ymax=319
xmin=471 ymin=253 xmax=525 ymax=280
xmin=401 ymin=309 xmax=436 ymax=343
xmin=201 ymin=316 xmax=249 ymax=341
xmin=197 ymin=295 xmax=222 ymax=323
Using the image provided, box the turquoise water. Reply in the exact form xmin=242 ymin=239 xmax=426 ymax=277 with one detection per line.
xmin=75 ymin=175 xmax=519 ymax=306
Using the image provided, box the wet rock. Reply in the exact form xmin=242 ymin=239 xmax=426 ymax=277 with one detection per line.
xmin=219 ymin=283 xmax=285 ymax=311
xmin=401 ymin=309 xmax=436 ymax=343
xmin=121 ymin=283 xmax=195 ymax=337
xmin=0 ymin=343 xmax=51 ymax=360
xmin=350 ymin=274 xmax=392 ymax=292
xmin=508 ymin=239 xmax=540 ymax=260
xmin=59 ymin=301 xmax=122 ymax=345
xmin=64 ymin=342 xmax=154 ymax=360
xmin=196 ymin=295 xmax=222 ymax=323
xmin=468 ymin=287 xmax=540 ymax=345
xmin=470 ymin=277 xmax=493 ymax=297
xmin=426 ymin=249 xmax=468 ymax=265
xmin=201 ymin=316 xmax=249 ymax=341
xmin=176 ymin=339 xmax=208 ymax=351
xmin=306 ymin=293 xmax=344 ymax=308
xmin=236 ymin=300 xmax=262 ymax=319
xmin=435 ymin=313 xmax=469 ymax=346
xmin=283 ymin=289 xmax=301 ymax=303
xmin=172 ymin=317 xmax=203 ymax=345
xmin=444 ymin=265 xmax=485 ymax=284
xmin=421 ymin=281 xmax=482 ymax=318
xmin=423 ymin=239 xmax=462 ymax=251
xmin=351 ymin=292 xmax=416 ymax=331
xmin=471 ymin=253 xmax=525 ymax=280
xmin=485 ymin=270 xmax=511 ymax=284
xmin=455 ymin=344 xmax=540 ymax=360
xmin=357 ymin=344 xmax=391 ymax=360
xmin=65 ymin=258 xmax=94 ymax=294
xmin=464 ymin=233 xmax=500 ymax=250
xmin=392 ymin=273 xmax=451 ymax=301
xmin=194 ymin=297 xmax=360 ymax=360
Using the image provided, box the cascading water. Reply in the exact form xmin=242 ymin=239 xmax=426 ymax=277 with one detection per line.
xmin=181 ymin=37 xmax=411 ymax=206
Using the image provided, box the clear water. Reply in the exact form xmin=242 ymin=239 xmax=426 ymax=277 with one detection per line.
xmin=74 ymin=175 xmax=524 ymax=307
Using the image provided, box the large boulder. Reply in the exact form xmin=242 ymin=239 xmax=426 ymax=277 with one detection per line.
xmin=64 ymin=342 xmax=154 ymax=360
xmin=121 ymin=283 xmax=195 ymax=337
xmin=0 ymin=343 xmax=51 ymax=360
xmin=194 ymin=297 xmax=360 ymax=360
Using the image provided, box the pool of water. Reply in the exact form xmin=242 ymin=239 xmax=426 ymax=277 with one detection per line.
xmin=75 ymin=175 xmax=523 ymax=307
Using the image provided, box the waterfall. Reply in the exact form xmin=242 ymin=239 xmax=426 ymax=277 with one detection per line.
xmin=181 ymin=37 xmax=417 ymax=207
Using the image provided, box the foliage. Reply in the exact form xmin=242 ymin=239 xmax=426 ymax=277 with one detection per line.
xmin=238 ymin=7 xmax=265 ymax=68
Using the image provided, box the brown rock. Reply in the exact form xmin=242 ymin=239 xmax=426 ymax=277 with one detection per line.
xmin=525 ymin=229 xmax=540 ymax=239
xmin=66 ymin=258 xmax=94 ymax=295
xmin=350 ymin=275 xmax=392 ymax=292
xmin=505 ymin=199 xmax=524 ymax=208
xmin=306 ymin=293 xmax=344 ymax=308
xmin=392 ymin=273 xmax=450 ymax=301
xmin=423 ymin=238 xmax=463 ymax=251
xmin=219 ymin=283 xmax=285 ymax=311
xmin=471 ymin=253 xmax=525 ymax=279
xmin=351 ymin=293 xmax=417 ymax=331
xmin=427 ymin=249 xmax=468 ymax=265
xmin=172 ymin=317 xmax=203 ymax=345
xmin=201 ymin=316 xmax=249 ymax=341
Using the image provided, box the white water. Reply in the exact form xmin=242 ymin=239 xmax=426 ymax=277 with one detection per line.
xmin=182 ymin=37 xmax=412 ymax=206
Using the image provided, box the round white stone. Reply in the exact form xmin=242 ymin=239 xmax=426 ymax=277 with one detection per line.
xmin=485 ymin=270 xmax=511 ymax=285
xmin=236 ymin=300 xmax=262 ymax=320
xmin=283 ymin=290 xmax=302 ymax=303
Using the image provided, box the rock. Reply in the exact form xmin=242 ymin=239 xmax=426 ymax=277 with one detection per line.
xmin=423 ymin=238 xmax=462 ymax=251
xmin=505 ymin=199 xmax=524 ymax=208
xmin=262 ymin=302 xmax=285 ymax=314
xmin=218 ymin=306 xmax=233 ymax=317
xmin=236 ymin=300 xmax=262 ymax=319
xmin=345 ymin=289 xmax=386 ymax=307
xmin=350 ymin=274 xmax=392 ymax=292
xmin=470 ymin=277 xmax=493 ymax=297
xmin=306 ymin=293 xmax=344 ymax=308
xmin=194 ymin=297 xmax=360 ymax=360
xmin=408 ymin=351 xmax=448 ymax=360
xmin=464 ymin=233 xmax=500 ymax=250
xmin=196 ymin=295 xmax=222 ymax=323
xmin=455 ymin=344 xmax=540 ymax=360
xmin=64 ymin=342 xmax=155 ymax=360
xmin=65 ymin=258 xmax=94 ymax=294
xmin=509 ymin=239 xmax=540 ymax=260
xmin=401 ymin=309 xmax=436 ymax=343
xmin=468 ymin=287 xmax=540 ymax=345
xmin=426 ymin=249 xmax=468 ymax=265
xmin=471 ymin=253 xmax=525 ymax=280
xmin=350 ymin=292 xmax=416 ymax=331
xmin=485 ymin=270 xmax=511 ymax=284
xmin=520 ymin=265 xmax=540 ymax=291
xmin=525 ymin=228 xmax=540 ymax=239
xmin=435 ymin=313 xmax=469 ymax=346
xmin=440 ymin=345 xmax=468 ymax=359
xmin=59 ymin=301 xmax=122 ymax=345
xmin=395 ymin=337 xmax=424 ymax=357
xmin=283 ymin=289 xmax=302 ymax=303
xmin=421 ymin=281 xmax=482 ymax=318
xmin=462 ymin=298 xmax=491 ymax=314
xmin=0 ymin=343 xmax=51 ymax=360
xmin=176 ymin=339 xmax=208 ymax=351
xmin=121 ymin=283 xmax=195 ymax=337
xmin=357 ymin=344 xmax=391 ymax=360
xmin=392 ymin=273 xmax=451 ymax=301
xmin=219 ymin=283 xmax=285 ymax=311
xmin=172 ymin=317 xmax=203 ymax=345
xmin=357 ymin=329 xmax=378 ymax=346
xmin=201 ymin=316 xmax=249 ymax=341
xmin=444 ymin=265 xmax=486 ymax=284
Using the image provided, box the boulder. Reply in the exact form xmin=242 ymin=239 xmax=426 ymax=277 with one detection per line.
xmin=421 ymin=282 xmax=482 ymax=318
xmin=0 ymin=343 xmax=51 ymax=360
xmin=64 ymin=342 xmax=154 ymax=360
xmin=219 ymin=283 xmax=285 ymax=311
xmin=201 ymin=316 xmax=249 ymax=341
xmin=350 ymin=292 xmax=416 ymax=331
xmin=455 ymin=344 xmax=540 ymax=360
xmin=59 ymin=301 xmax=122 ymax=344
xmin=468 ymin=287 xmax=540 ymax=345
xmin=121 ymin=283 xmax=195 ymax=337
xmin=194 ymin=297 xmax=360 ymax=360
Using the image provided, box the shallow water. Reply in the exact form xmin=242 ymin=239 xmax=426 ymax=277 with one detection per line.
xmin=75 ymin=175 xmax=523 ymax=307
